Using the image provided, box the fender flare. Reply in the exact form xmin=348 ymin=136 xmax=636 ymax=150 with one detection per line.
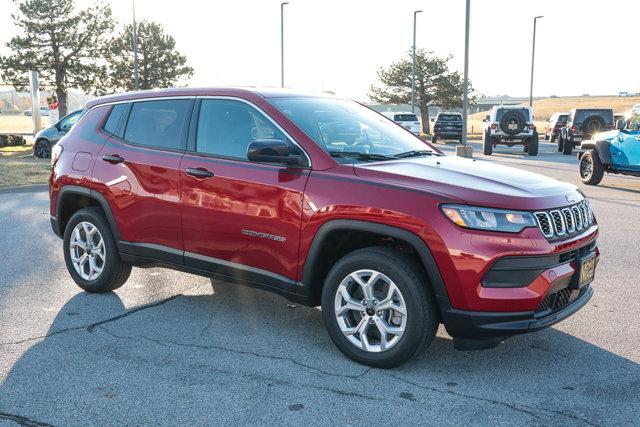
xmin=55 ymin=185 xmax=120 ymax=240
xmin=301 ymin=219 xmax=452 ymax=313
xmin=581 ymin=140 xmax=612 ymax=165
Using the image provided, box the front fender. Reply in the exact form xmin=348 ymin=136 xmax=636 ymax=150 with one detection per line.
xmin=580 ymin=140 xmax=612 ymax=165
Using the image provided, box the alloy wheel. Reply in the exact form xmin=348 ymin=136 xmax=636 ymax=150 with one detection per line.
xmin=334 ymin=269 xmax=407 ymax=352
xmin=580 ymin=155 xmax=593 ymax=179
xmin=69 ymin=221 xmax=106 ymax=280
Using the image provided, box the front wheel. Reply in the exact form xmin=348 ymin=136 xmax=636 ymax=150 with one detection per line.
xmin=34 ymin=139 xmax=51 ymax=158
xmin=321 ymin=247 xmax=438 ymax=368
xmin=63 ymin=207 xmax=132 ymax=293
xmin=579 ymin=149 xmax=604 ymax=185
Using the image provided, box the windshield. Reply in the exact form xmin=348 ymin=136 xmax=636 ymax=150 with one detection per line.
xmin=270 ymin=97 xmax=434 ymax=162
xmin=394 ymin=114 xmax=418 ymax=122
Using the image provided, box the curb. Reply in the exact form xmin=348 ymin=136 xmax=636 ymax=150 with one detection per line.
xmin=0 ymin=183 xmax=48 ymax=194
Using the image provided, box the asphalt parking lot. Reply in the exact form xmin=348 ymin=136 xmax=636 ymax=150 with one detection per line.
xmin=0 ymin=140 xmax=638 ymax=426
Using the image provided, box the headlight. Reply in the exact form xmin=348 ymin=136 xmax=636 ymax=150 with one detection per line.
xmin=440 ymin=204 xmax=537 ymax=233
xmin=51 ymin=143 xmax=63 ymax=167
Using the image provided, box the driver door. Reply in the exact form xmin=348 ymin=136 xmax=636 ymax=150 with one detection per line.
xmin=611 ymin=132 xmax=640 ymax=169
xmin=179 ymin=98 xmax=310 ymax=282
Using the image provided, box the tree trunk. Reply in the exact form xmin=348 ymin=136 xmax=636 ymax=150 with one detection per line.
xmin=56 ymin=88 xmax=68 ymax=117
xmin=419 ymin=104 xmax=430 ymax=134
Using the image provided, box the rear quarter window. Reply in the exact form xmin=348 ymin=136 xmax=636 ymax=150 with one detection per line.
xmin=102 ymin=104 xmax=129 ymax=137
xmin=437 ymin=115 xmax=462 ymax=122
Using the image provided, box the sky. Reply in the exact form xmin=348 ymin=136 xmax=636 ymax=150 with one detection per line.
xmin=1 ymin=0 xmax=638 ymax=101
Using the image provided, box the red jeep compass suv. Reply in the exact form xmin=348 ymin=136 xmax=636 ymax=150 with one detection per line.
xmin=49 ymin=88 xmax=598 ymax=367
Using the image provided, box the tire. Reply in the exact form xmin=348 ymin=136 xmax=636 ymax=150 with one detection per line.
xmin=528 ymin=134 xmax=539 ymax=156
xmin=582 ymin=115 xmax=606 ymax=137
xmin=34 ymin=139 xmax=51 ymax=158
xmin=557 ymin=133 xmax=564 ymax=152
xmin=499 ymin=109 xmax=527 ymax=136
xmin=579 ymin=149 xmax=605 ymax=185
xmin=321 ymin=246 xmax=439 ymax=368
xmin=431 ymin=135 xmax=437 ymax=144
xmin=550 ymin=132 xmax=557 ymax=143
xmin=562 ymin=135 xmax=574 ymax=155
xmin=63 ymin=207 xmax=131 ymax=293
xmin=483 ymin=131 xmax=493 ymax=155
xmin=544 ymin=132 xmax=550 ymax=141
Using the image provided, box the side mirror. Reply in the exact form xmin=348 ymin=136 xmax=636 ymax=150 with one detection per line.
xmin=247 ymin=138 xmax=300 ymax=165
xmin=616 ymin=119 xmax=626 ymax=130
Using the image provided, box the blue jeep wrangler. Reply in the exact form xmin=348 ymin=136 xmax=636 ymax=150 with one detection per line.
xmin=578 ymin=113 xmax=640 ymax=185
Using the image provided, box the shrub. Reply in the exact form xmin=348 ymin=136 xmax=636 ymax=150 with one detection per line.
xmin=8 ymin=135 xmax=26 ymax=146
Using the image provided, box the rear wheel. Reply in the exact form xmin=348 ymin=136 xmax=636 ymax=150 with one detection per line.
xmin=63 ymin=207 xmax=131 ymax=293
xmin=528 ymin=134 xmax=539 ymax=156
xmin=483 ymin=131 xmax=493 ymax=155
xmin=563 ymin=135 xmax=574 ymax=155
xmin=321 ymin=247 xmax=438 ymax=368
xmin=579 ymin=149 xmax=604 ymax=185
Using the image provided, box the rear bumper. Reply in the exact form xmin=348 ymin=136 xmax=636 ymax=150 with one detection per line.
xmin=434 ymin=131 xmax=462 ymax=138
xmin=443 ymin=284 xmax=593 ymax=339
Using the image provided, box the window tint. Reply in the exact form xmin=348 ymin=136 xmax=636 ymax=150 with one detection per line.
xmin=495 ymin=108 xmax=531 ymax=121
xmin=123 ymin=100 xmax=191 ymax=149
xmin=394 ymin=114 xmax=418 ymax=122
xmin=103 ymin=104 xmax=129 ymax=136
xmin=59 ymin=110 xmax=82 ymax=131
xmin=196 ymin=99 xmax=287 ymax=159
xmin=437 ymin=114 xmax=461 ymax=122
xmin=574 ymin=109 xmax=613 ymax=124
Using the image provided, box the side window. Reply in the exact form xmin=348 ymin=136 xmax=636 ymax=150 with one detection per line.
xmin=59 ymin=111 xmax=81 ymax=131
xmin=196 ymin=99 xmax=288 ymax=159
xmin=102 ymin=104 xmax=129 ymax=136
xmin=123 ymin=99 xmax=191 ymax=150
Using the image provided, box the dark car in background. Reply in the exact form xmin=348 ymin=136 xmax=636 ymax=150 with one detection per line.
xmin=544 ymin=112 xmax=568 ymax=143
xmin=34 ymin=109 xmax=82 ymax=158
xmin=558 ymin=108 xmax=614 ymax=155
xmin=431 ymin=112 xmax=462 ymax=143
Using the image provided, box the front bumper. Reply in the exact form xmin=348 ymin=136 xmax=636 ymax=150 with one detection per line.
xmin=443 ymin=283 xmax=593 ymax=340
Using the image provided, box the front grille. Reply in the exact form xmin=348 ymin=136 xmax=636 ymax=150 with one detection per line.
xmin=535 ymin=200 xmax=593 ymax=240
xmin=535 ymin=284 xmax=590 ymax=314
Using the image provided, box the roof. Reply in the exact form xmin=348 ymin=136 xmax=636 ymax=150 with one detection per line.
xmin=85 ymin=86 xmax=336 ymax=109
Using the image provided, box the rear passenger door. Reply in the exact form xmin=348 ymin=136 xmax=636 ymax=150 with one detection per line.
xmin=92 ymin=98 xmax=194 ymax=261
xmin=179 ymin=97 xmax=310 ymax=285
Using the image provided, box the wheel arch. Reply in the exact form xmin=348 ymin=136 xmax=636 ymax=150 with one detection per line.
xmin=581 ymin=140 xmax=612 ymax=165
xmin=55 ymin=185 xmax=120 ymax=240
xmin=301 ymin=220 xmax=451 ymax=312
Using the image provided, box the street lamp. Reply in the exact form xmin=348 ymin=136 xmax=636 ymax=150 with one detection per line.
xmin=132 ymin=0 xmax=139 ymax=90
xmin=411 ymin=10 xmax=422 ymax=114
xmin=529 ymin=16 xmax=543 ymax=107
xmin=280 ymin=2 xmax=289 ymax=88
xmin=457 ymin=0 xmax=472 ymax=158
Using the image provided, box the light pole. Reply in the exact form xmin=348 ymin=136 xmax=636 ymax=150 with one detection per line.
xmin=132 ymin=0 xmax=139 ymax=90
xmin=529 ymin=16 xmax=543 ymax=107
xmin=411 ymin=10 xmax=422 ymax=114
xmin=457 ymin=0 xmax=473 ymax=158
xmin=281 ymin=2 xmax=289 ymax=88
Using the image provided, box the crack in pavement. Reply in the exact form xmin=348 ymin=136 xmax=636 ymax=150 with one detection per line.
xmin=0 ymin=411 xmax=53 ymax=427
xmin=97 ymin=326 xmax=372 ymax=381
xmin=386 ymin=373 xmax=600 ymax=427
xmin=0 ymin=284 xmax=207 ymax=346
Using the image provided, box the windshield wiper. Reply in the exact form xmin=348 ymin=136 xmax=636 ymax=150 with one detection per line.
xmin=328 ymin=151 xmax=394 ymax=161
xmin=393 ymin=150 xmax=436 ymax=158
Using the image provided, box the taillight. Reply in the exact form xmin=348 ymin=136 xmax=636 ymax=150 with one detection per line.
xmin=490 ymin=123 xmax=497 ymax=130
xmin=570 ymin=125 xmax=577 ymax=133
xmin=51 ymin=143 xmax=63 ymax=167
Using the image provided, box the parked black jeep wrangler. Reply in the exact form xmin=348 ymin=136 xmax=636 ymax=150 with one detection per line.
xmin=558 ymin=108 xmax=614 ymax=155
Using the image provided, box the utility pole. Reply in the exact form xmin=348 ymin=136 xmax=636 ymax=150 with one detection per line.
xmin=457 ymin=0 xmax=473 ymax=158
xmin=411 ymin=10 xmax=422 ymax=114
xmin=29 ymin=71 xmax=41 ymax=134
xmin=281 ymin=2 xmax=289 ymax=87
xmin=529 ymin=16 xmax=543 ymax=107
xmin=133 ymin=0 xmax=139 ymax=91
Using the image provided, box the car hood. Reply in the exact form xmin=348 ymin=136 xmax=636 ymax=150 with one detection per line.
xmin=35 ymin=124 xmax=58 ymax=140
xmin=353 ymin=155 xmax=580 ymax=210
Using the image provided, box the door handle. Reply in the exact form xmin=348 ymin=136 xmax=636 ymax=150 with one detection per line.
xmin=102 ymin=154 xmax=125 ymax=164
xmin=185 ymin=167 xmax=215 ymax=179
